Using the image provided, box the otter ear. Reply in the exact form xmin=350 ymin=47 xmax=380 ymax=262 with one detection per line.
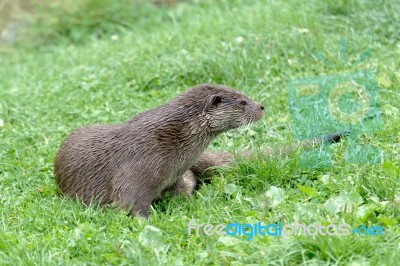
xmin=211 ymin=95 xmax=222 ymax=105
xmin=202 ymin=94 xmax=222 ymax=114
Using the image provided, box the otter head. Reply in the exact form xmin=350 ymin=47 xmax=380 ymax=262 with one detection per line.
xmin=184 ymin=84 xmax=264 ymax=134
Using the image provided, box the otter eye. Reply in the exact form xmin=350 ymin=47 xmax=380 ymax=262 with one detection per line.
xmin=239 ymin=100 xmax=247 ymax=106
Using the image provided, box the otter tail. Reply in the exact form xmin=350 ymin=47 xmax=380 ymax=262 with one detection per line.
xmin=190 ymin=131 xmax=349 ymax=179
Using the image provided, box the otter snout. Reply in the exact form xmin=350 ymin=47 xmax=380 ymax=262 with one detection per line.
xmin=248 ymin=101 xmax=265 ymax=123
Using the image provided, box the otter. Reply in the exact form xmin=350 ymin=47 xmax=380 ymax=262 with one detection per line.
xmin=54 ymin=84 xmax=265 ymax=217
xmin=55 ymin=83 xmax=347 ymax=217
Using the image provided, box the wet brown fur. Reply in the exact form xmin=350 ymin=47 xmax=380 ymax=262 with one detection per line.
xmin=54 ymin=84 xmax=264 ymax=217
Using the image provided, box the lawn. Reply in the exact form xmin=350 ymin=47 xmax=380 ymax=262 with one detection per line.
xmin=0 ymin=0 xmax=399 ymax=265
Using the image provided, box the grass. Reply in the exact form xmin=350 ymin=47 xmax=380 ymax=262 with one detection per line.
xmin=0 ymin=0 xmax=400 ymax=264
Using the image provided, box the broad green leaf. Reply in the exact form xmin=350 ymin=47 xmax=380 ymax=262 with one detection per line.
xmin=395 ymin=192 xmax=400 ymax=201
xmin=297 ymin=185 xmax=318 ymax=196
xmin=243 ymin=197 xmax=258 ymax=207
xmin=224 ymin=183 xmax=238 ymax=195
xmin=355 ymin=204 xmax=379 ymax=222
xmin=378 ymin=216 xmax=398 ymax=227
xmin=266 ymin=186 xmax=285 ymax=207
xmin=138 ymin=225 xmax=166 ymax=252
xmin=382 ymin=162 xmax=400 ymax=178
xmin=324 ymin=187 xmax=363 ymax=215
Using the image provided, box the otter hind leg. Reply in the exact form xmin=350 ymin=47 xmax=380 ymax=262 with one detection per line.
xmin=164 ymin=171 xmax=198 ymax=197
